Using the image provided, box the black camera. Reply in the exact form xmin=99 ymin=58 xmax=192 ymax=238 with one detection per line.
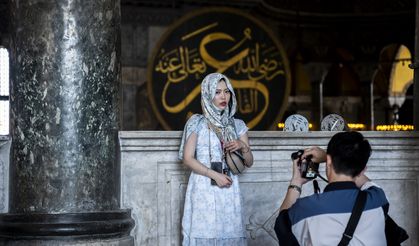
xmin=291 ymin=150 xmax=319 ymax=179
xmin=210 ymin=162 xmax=230 ymax=185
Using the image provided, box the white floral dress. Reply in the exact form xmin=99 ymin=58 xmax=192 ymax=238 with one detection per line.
xmin=181 ymin=114 xmax=248 ymax=246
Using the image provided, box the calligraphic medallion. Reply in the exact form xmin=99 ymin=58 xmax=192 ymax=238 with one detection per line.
xmin=321 ymin=114 xmax=347 ymax=131
xmin=284 ymin=114 xmax=309 ymax=132
xmin=147 ymin=7 xmax=291 ymax=130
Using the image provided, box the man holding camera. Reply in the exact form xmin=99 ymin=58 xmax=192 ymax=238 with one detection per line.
xmin=274 ymin=131 xmax=389 ymax=245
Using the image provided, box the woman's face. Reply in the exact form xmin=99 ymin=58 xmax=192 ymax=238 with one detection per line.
xmin=212 ymin=80 xmax=231 ymax=110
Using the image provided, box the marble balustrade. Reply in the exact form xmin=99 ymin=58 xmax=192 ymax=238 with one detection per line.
xmin=1 ymin=131 xmax=418 ymax=245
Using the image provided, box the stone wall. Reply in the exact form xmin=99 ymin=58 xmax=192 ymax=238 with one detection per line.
xmin=119 ymin=131 xmax=419 ymax=246
xmin=1 ymin=132 xmax=418 ymax=245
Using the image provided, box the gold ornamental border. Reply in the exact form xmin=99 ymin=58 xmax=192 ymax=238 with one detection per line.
xmin=147 ymin=7 xmax=291 ymax=130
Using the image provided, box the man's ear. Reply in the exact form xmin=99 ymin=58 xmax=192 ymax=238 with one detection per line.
xmin=325 ymin=154 xmax=332 ymax=173
xmin=325 ymin=154 xmax=333 ymax=177
xmin=326 ymin=154 xmax=332 ymax=167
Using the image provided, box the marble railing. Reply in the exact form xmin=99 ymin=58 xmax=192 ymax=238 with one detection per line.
xmin=119 ymin=131 xmax=419 ymax=246
xmin=0 ymin=136 xmax=10 ymax=214
xmin=1 ymin=132 xmax=418 ymax=245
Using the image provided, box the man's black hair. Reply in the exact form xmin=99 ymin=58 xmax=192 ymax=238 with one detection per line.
xmin=326 ymin=131 xmax=371 ymax=177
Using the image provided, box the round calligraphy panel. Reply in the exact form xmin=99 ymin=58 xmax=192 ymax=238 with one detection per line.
xmin=321 ymin=114 xmax=347 ymax=131
xmin=284 ymin=114 xmax=309 ymax=132
xmin=147 ymin=7 xmax=291 ymax=130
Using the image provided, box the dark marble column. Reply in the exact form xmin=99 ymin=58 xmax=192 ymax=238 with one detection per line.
xmin=0 ymin=0 xmax=134 ymax=245
xmin=311 ymin=79 xmax=323 ymax=130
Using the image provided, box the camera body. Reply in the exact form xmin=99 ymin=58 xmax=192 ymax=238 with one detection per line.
xmin=210 ymin=162 xmax=230 ymax=185
xmin=291 ymin=150 xmax=319 ymax=179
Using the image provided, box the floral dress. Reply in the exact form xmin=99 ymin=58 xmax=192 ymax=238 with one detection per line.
xmin=181 ymin=114 xmax=248 ymax=246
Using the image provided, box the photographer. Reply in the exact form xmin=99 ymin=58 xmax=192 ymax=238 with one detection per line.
xmin=274 ymin=131 xmax=389 ymax=245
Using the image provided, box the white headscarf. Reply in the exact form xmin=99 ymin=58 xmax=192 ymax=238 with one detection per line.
xmin=178 ymin=73 xmax=238 ymax=160
xmin=201 ymin=73 xmax=238 ymax=142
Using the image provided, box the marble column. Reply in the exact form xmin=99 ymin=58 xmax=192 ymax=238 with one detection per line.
xmin=311 ymin=79 xmax=323 ymax=130
xmin=0 ymin=0 xmax=134 ymax=245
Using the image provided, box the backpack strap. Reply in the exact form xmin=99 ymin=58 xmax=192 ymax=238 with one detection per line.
xmin=338 ymin=190 xmax=367 ymax=246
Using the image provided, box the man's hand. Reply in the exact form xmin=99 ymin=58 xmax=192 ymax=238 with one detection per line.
xmin=290 ymin=158 xmax=308 ymax=187
xmin=302 ymin=146 xmax=327 ymax=163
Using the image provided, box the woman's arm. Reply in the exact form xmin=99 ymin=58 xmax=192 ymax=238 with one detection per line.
xmin=224 ymin=133 xmax=254 ymax=167
xmin=183 ymin=132 xmax=232 ymax=187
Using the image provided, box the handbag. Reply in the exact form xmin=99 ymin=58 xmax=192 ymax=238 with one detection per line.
xmin=225 ymin=150 xmax=246 ymax=175
xmin=207 ymin=121 xmax=248 ymax=175
xmin=225 ymin=121 xmax=248 ymax=175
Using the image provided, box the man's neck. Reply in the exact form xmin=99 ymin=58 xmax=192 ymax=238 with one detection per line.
xmin=328 ymin=174 xmax=355 ymax=183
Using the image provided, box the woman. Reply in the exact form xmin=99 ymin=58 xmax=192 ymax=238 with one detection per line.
xmin=179 ymin=73 xmax=254 ymax=246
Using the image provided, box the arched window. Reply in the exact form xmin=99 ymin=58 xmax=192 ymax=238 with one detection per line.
xmin=373 ymin=44 xmax=413 ymax=127
xmin=0 ymin=47 xmax=9 ymax=136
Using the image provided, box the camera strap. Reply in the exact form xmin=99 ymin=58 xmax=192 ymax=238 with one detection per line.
xmin=208 ymin=124 xmax=229 ymax=171
xmin=208 ymin=124 xmax=221 ymax=163
xmin=337 ymin=190 xmax=367 ymax=246
xmin=317 ymin=173 xmax=328 ymax=183
xmin=313 ymin=180 xmax=320 ymax=194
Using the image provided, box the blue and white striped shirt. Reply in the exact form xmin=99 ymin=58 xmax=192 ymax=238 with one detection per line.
xmin=275 ymin=181 xmax=388 ymax=246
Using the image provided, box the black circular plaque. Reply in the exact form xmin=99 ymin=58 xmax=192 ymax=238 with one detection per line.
xmin=147 ymin=7 xmax=291 ymax=130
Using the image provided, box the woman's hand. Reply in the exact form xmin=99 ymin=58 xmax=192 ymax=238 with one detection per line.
xmin=225 ymin=135 xmax=253 ymax=167
xmin=224 ymin=139 xmax=249 ymax=153
xmin=213 ymin=172 xmax=233 ymax=188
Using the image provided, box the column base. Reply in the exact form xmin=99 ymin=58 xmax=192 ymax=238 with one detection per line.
xmin=0 ymin=209 xmax=135 ymax=244
xmin=0 ymin=236 xmax=133 ymax=246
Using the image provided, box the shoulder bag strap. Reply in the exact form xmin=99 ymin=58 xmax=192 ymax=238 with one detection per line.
xmin=338 ymin=190 xmax=367 ymax=246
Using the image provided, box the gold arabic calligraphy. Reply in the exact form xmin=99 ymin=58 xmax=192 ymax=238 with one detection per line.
xmin=154 ymin=26 xmax=285 ymax=128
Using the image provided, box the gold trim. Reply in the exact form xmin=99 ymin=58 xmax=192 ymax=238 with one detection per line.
xmin=181 ymin=22 xmax=219 ymax=41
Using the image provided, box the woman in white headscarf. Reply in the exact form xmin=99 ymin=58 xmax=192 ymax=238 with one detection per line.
xmin=179 ymin=73 xmax=254 ymax=246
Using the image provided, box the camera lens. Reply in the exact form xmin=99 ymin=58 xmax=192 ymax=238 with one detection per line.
xmin=291 ymin=150 xmax=304 ymax=160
